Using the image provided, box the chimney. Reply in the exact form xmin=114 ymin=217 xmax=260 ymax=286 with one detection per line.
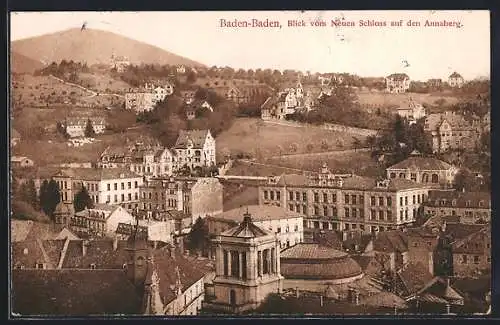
xmin=82 ymin=240 xmax=88 ymax=256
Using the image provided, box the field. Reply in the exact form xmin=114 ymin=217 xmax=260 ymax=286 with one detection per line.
xmin=216 ymin=118 xmax=367 ymax=161
xmin=77 ymin=72 xmax=132 ymax=94
xmin=11 ymin=75 xmax=89 ymax=107
xmin=265 ymin=151 xmax=383 ymax=177
xmin=356 ymin=89 xmax=461 ymax=110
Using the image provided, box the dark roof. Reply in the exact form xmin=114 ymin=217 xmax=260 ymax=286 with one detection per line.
xmin=62 ymin=240 xmax=130 ymax=269
xmin=426 ymin=190 xmax=491 ymax=209
xmin=11 ymin=220 xmax=57 ymax=243
xmin=387 ymin=156 xmax=453 ymax=171
xmin=387 ymin=73 xmax=410 ymax=81
xmin=313 ymin=230 xmax=343 ymax=250
xmin=449 ymin=72 xmax=463 ymax=79
xmin=116 ymin=223 xmax=148 ymax=239
xmin=220 ymin=214 xmax=270 ymax=238
xmin=11 ymin=269 xmax=143 ymax=316
xmin=211 ymin=205 xmax=299 ymax=223
xmin=451 ymin=224 xmax=490 ymax=254
xmin=151 ymin=248 xmax=215 ymax=306
xmin=362 ymin=291 xmax=408 ymax=309
xmin=351 ymin=255 xmax=384 ymax=277
xmin=373 ymin=230 xmax=408 ymax=253
xmin=445 ymin=223 xmax=488 ymax=243
xmin=396 ymin=262 xmax=434 ymax=297
xmin=173 ymin=129 xmax=211 ymax=149
xmin=11 ymin=240 xmax=57 ymax=269
xmin=280 ymin=244 xmax=363 ymax=280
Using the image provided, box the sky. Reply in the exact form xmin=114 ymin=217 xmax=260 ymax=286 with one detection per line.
xmin=10 ymin=11 xmax=490 ymax=81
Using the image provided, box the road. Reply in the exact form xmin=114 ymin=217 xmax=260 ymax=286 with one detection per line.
xmin=48 ymin=74 xmax=125 ymax=99
xmin=269 ymin=147 xmax=371 ymax=159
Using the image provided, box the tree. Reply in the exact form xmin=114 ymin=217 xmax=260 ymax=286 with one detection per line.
xmin=365 ymin=135 xmax=377 ymax=151
xmin=187 ymin=217 xmax=209 ymax=255
xmin=352 ymin=137 xmax=361 ymax=152
xmin=186 ymin=70 xmax=197 ymax=83
xmin=40 ymin=179 xmax=61 ymax=219
xmin=84 ymin=119 xmax=95 ymax=137
xmin=20 ymin=179 xmax=38 ymax=209
xmin=74 ymin=186 xmax=94 ymax=212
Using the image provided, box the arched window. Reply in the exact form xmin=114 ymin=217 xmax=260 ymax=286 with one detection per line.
xmin=399 ymin=173 xmax=405 ymax=178
xmin=422 ymin=173 xmax=429 ymax=183
xmin=431 ymin=174 xmax=439 ymax=183
xmin=390 ymin=173 xmax=396 ymax=179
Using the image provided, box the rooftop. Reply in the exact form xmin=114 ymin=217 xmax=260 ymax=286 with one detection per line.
xmin=55 ymin=168 xmax=141 ymax=181
xmin=387 ymin=156 xmax=453 ymax=171
xmin=220 ymin=213 xmax=270 ymax=238
xmin=211 ymin=205 xmax=299 ymax=223
xmin=173 ymin=129 xmax=211 ymax=149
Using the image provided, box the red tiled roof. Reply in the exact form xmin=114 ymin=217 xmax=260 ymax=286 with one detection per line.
xmin=220 ymin=215 xmax=270 ymax=238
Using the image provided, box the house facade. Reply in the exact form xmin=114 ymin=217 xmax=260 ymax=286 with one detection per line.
xmin=423 ymin=190 xmax=491 ymax=224
xmin=173 ymin=129 xmax=216 ymax=171
xmin=207 ymin=205 xmax=304 ymax=252
xmin=396 ymin=97 xmax=426 ymax=124
xmin=11 ymin=156 xmax=35 ymax=168
xmin=448 ymin=72 xmax=465 ymax=88
xmin=451 ymin=224 xmax=490 ymax=277
xmin=125 ymin=92 xmax=156 ymax=113
xmin=386 ymin=156 xmax=459 ymax=188
xmin=258 ymin=164 xmax=432 ymax=235
xmin=65 ymin=115 xmax=106 ymax=138
xmin=385 ymin=73 xmax=410 ymax=93
xmin=424 ymin=111 xmax=480 ymax=153
xmin=52 ymin=168 xmax=144 ymax=210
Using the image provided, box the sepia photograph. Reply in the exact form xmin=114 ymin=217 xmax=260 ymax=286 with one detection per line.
xmin=8 ymin=10 xmax=491 ymax=317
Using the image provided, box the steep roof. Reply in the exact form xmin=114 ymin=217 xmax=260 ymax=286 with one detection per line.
xmin=372 ymin=230 xmax=408 ymax=253
xmin=425 ymin=112 xmax=473 ymax=131
xmin=11 ymin=269 xmax=143 ymax=316
xmin=449 ymin=72 xmax=463 ymax=79
xmin=10 ymin=220 xmax=57 ymax=243
xmin=61 ymin=239 xmax=130 ymax=269
xmin=451 ymin=224 xmax=490 ymax=254
xmin=396 ymin=262 xmax=434 ymax=296
xmin=211 ymin=205 xmax=300 ymax=223
xmin=220 ymin=214 xmax=270 ymax=238
xmin=173 ymin=129 xmax=211 ymax=149
xmin=151 ymin=248 xmax=215 ymax=306
xmin=362 ymin=291 xmax=408 ymax=309
xmin=387 ymin=156 xmax=453 ymax=171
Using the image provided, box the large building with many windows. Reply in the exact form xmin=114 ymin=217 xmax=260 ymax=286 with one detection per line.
xmin=258 ymin=164 xmax=432 ymax=234
xmin=139 ymin=176 xmax=223 ymax=225
xmin=52 ymin=168 xmax=143 ymax=210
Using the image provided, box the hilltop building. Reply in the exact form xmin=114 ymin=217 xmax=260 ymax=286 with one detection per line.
xmin=448 ymin=72 xmax=465 ymax=88
xmin=64 ymin=115 xmax=106 ymax=138
xmin=385 ymin=73 xmax=410 ymax=93
xmin=173 ymin=129 xmax=216 ymax=172
xmin=396 ymin=97 xmax=426 ymax=124
xmin=110 ymin=54 xmax=130 ymax=73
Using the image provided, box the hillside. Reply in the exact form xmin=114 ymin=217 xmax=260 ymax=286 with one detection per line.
xmin=10 ymin=51 xmax=45 ymax=74
xmin=11 ymin=28 xmax=205 ymax=68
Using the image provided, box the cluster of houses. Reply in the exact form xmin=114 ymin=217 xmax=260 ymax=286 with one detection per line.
xmin=62 ymin=113 xmax=106 ymax=138
xmin=385 ymin=72 xmax=466 ymax=94
xmin=125 ymin=82 xmax=175 ymax=113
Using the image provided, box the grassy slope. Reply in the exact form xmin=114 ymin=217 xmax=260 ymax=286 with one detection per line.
xmin=216 ymin=118 xmax=367 ymax=161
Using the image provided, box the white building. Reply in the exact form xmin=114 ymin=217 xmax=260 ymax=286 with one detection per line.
xmin=173 ymin=129 xmax=216 ymax=171
xmin=448 ymin=72 xmax=465 ymax=88
xmin=385 ymin=73 xmax=410 ymax=93
xmin=396 ymin=97 xmax=426 ymax=124
xmin=125 ymin=92 xmax=156 ymax=113
xmin=52 ymin=168 xmax=144 ymax=211
xmin=65 ymin=116 xmax=106 ymax=138
xmin=207 ymin=205 xmax=304 ymax=252
xmin=71 ymin=204 xmax=135 ymax=237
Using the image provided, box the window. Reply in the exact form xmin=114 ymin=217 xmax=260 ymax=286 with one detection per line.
xmin=302 ymin=205 xmax=307 ymax=214
xmin=387 ymin=197 xmax=392 ymax=207
xmin=135 ymin=181 xmax=138 ymax=188
xmin=107 ymin=184 xmax=111 ymax=191
xmin=289 ymin=204 xmax=294 ymax=211
xmin=128 ymin=193 xmax=132 ymax=201
xmin=114 ymin=183 xmax=117 ymax=190
xmin=351 ymin=195 xmax=357 ymax=205
xmin=345 ymin=208 xmax=350 ymax=218
xmin=345 ymin=195 xmax=350 ymax=204
xmin=296 ymin=204 xmax=300 ymax=212
xmin=289 ymin=191 xmax=293 ymax=201
xmin=371 ymin=210 xmax=376 ymax=220
xmin=294 ymin=224 xmax=299 ymax=231
xmin=417 ymin=195 xmax=421 ymax=204
xmin=114 ymin=195 xmax=118 ymax=203
xmin=359 ymin=195 xmax=364 ymax=205
xmin=400 ymin=197 xmax=403 ymax=206
xmin=371 ymin=196 xmax=376 ymax=206
xmin=36 ymin=263 xmax=44 ymax=269
xmin=270 ymin=191 xmax=275 ymax=200
xmin=387 ymin=210 xmax=392 ymax=220
xmin=314 ymin=206 xmax=319 ymax=215
xmin=359 ymin=209 xmax=364 ymax=218
xmin=405 ymin=197 xmax=408 ymax=205
xmin=276 ymin=191 xmax=281 ymax=200
xmin=128 ymin=182 xmax=131 ymax=189
xmin=302 ymin=192 xmax=307 ymax=201
xmin=277 ymin=227 xmax=281 ymax=233
xmin=264 ymin=190 xmax=269 ymax=200
xmin=410 ymin=173 xmax=417 ymax=181
xmin=413 ymin=195 xmax=416 ymax=204
xmin=473 ymin=256 xmax=480 ymax=264
xmin=324 ymin=193 xmax=328 ymax=203
xmin=379 ymin=197 xmax=384 ymax=206
xmin=352 ymin=208 xmax=357 ymax=218
xmin=323 ymin=206 xmax=328 ymax=216
xmin=405 ymin=210 xmax=408 ymax=220
xmin=314 ymin=193 xmax=319 ymax=202
xmin=106 ymin=195 xmax=110 ymax=203
xmin=379 ymin=210 xmax=384 ymax=221
xmin=90 ymin=263 xmax=96 ymax=270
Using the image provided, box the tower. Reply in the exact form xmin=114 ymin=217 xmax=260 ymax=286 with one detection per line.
xmin=203 ymin=212 xmax=283 ymax=313
xmin=126 ymin=219 xmax=150 ymax=288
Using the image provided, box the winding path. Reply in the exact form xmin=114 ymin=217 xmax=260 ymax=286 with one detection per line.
xmin=48 ymin=74 xmax=125 ymax=99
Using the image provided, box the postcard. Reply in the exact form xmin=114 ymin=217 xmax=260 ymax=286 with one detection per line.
xmin=9 ymin=10 xmax=491 ymax=317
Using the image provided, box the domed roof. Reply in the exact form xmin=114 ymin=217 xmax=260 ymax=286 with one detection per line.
xmin=280 ymin=244 xmax=363 ymax=280
xmin=54 ymin=202 xmax=74 ymax=215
